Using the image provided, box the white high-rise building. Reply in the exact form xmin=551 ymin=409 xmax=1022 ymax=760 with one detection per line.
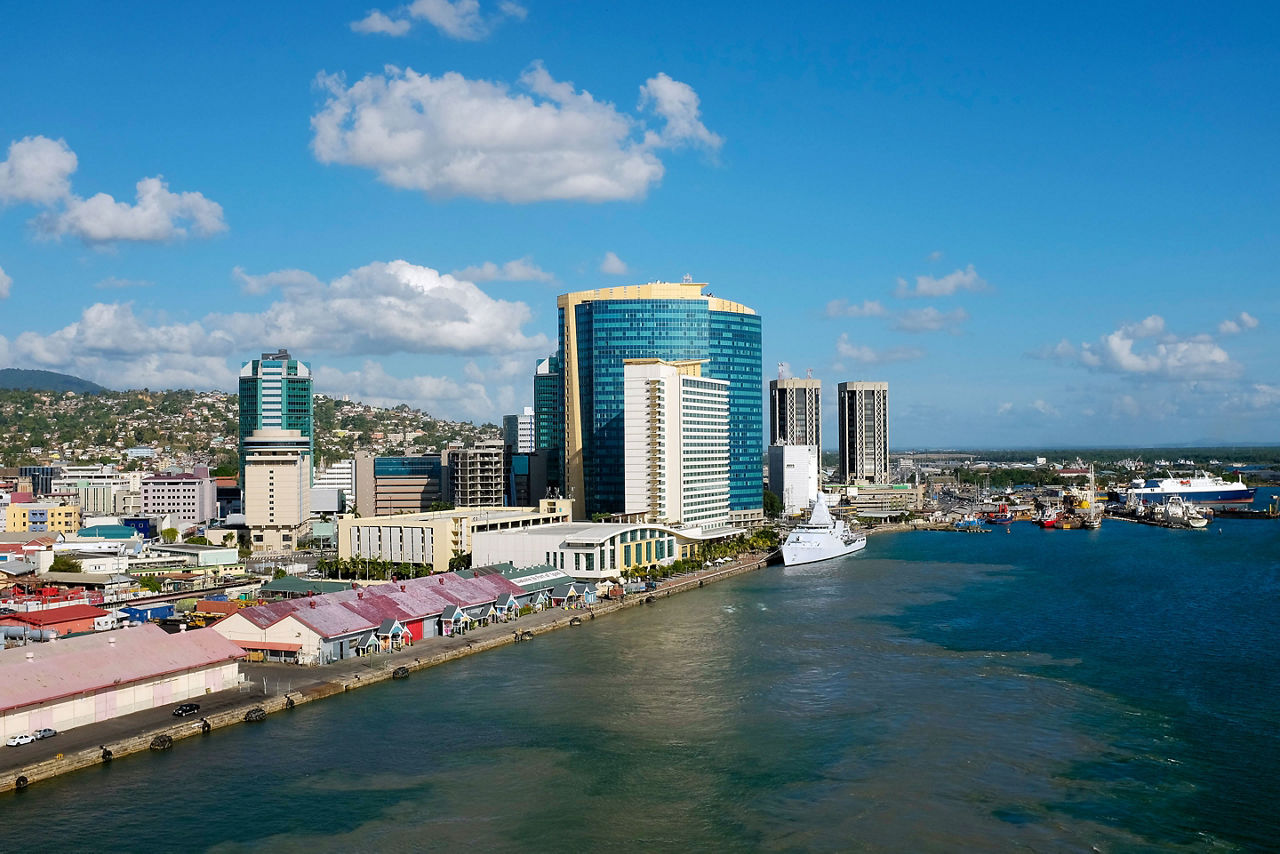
xmin=623 ymin=359 xmax=730 ymax=529
xmin=313 ymin=459 xmax=354 ymax=495
xmin=837 ymin=381 xmax=889 ymax=484
xmin=768 ymin=444 xmax=819 ymax=515
xmin=243 ymin=428 xmax=311 ymax=552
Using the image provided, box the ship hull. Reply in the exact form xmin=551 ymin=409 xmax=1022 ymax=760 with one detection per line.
xmin=1130 ymin=488 xmax=1256 ymax=507
xmin=781 ymin=535 xmax=867 ymax=567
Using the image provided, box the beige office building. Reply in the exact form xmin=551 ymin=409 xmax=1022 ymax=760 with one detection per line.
xmin=244 ymin=428 xmax=311 ymax=552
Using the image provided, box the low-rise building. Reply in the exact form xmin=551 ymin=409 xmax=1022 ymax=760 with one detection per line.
xmin=768 ymin=444 xmax=820 ymax=515
xmin=0 ymin=624 xmax=245 ymax=740
xmin=336 ymin=499 xmax=573 ymax=570
xmin=140 ymin=471 xmax=217 ymax=527
xmin=471 ymin=521 xmax=742 ymax=582
xmin=4 ymin=503 xmax=82 ymax=535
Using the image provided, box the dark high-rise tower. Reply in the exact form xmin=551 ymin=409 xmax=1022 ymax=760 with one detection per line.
xmin=238 ymin=349 xmax=313 ymax=486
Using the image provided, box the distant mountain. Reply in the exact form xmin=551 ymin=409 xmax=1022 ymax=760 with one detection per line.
xmin=0 ymin=368 xmax=108 ymax=394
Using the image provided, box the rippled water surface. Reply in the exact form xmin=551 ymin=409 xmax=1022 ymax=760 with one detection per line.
xmin=4 ymin=492 xmax=1278 ymax=852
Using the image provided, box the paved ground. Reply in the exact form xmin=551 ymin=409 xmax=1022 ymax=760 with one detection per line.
xmin=0 ymin=682 xmax=269 ymax=773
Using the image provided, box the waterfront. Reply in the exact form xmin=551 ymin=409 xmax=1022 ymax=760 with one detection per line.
xmin=3 ymin=497 xmax=1278 ymax=851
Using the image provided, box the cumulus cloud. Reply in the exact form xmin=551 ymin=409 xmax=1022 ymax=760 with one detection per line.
xmin=926 ymin=250 xmax=944 ymax=262
xmin=1 ymin=259 xmax=550 ymax=418
xmin=41 ymin=176 xmax=227 ymax=244
xmin=0 ymin=264 xmax=11 ymax=299
xmin=825 ymin=298 xmax=885 ymax=318
xmin=893 ymin=306 xmax=968 ymax=333
xmin=0 ymin=136 xmax=77 ymax=205
xmin=451 ymin=256 xmax=554 ymax=283
xmin=217 ymin=260 xmax=551 ymax=355
xmin=351 ymin=0 xmax=525 ymax=40
xmin=349 ymin=9 xmax=412 ymax=35
xmin=310 ymin=63 xmax=720 ymax=203
xmin=314 ymin=361 xmax=495 ymax=420
xmin=835 ymin=333 xmax=924 ymax=364
xmin=599 ymin=251 xmax=628 ymax=275
xmin=996 ymin=402 xmax=1013 ymax=415
xmin=1043 ymin=315 xmax=1240 ymax=381
xmin=1030 ymin=399 xmax=1059 ymax=417
xmin=638 ymin=73 xmax=723 ymax=151
xmin=895 ymin=264 xmax=987 ymax=298
xmin=1218 ymin=311 xmax=1259 ymax=335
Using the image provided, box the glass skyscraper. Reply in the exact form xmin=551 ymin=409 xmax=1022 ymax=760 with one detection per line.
xmin=238 ymin=349 xmax=313 ymax=486
xmin=532 ymin=354 xmax=563 ymax=495
xmin=557 ymin=282 xmax=762 ymax=518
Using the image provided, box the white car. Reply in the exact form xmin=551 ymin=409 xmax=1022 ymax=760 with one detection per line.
xmin=6 ymin=734 xmax=34 ymax=747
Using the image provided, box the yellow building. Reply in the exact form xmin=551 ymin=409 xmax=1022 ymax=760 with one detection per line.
xmin=336 ymin=499 xmax=574 ymax=570
xmin=5 ymin=502 xmax=82 ymax=534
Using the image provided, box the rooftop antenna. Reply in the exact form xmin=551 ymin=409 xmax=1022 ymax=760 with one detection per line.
xmin=806 ymin=367 xmax=813 ymax=379
xmin=777 ymin=362 xmax=786 ymax=381
xmin=682 ymin=274 xmax=693 ymax=283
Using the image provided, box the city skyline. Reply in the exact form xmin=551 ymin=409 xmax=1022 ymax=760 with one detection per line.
xmin=1 ymin=3 xmax=1276 ymax=448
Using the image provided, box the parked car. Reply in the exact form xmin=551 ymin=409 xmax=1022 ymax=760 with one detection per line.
xmin=33 ymin=728 xmax=57 ymax=740
xmin=0 ymin=607 xmax=16 ymax=615
xmin=6 ymin=734 xmax=34 ymax=747
xmin=172 ymin=703 xmax=201 ymax=717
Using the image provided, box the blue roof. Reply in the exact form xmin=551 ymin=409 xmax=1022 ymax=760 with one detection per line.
xmin=77 ymin=525 xmax=141 ymax=539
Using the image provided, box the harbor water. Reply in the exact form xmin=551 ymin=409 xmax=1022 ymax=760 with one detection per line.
xmin=3 ymin=490 xmax=1278 ymax=851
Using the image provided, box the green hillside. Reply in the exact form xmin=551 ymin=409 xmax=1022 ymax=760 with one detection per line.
xmin=0 ymin=368 xmax=108 ymax=394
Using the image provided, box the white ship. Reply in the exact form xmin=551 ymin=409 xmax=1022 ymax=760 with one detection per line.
xmin=781 ymin=493 xmax=867 ymax=567
xmin=1119 ymin=471 xmax=1255 ymax=507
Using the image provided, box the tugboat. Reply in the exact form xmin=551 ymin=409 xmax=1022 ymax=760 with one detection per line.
xmin=781 ymin=493 xmax=867 ymax=567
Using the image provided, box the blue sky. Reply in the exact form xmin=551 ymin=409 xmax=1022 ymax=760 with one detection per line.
xmin=1 ymin=1 xmax=1276 ymax=447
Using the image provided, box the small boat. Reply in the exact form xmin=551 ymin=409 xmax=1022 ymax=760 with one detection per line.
xmin=781 ymin=493 xmax=867 ymax=567
xmin=985 ymin=504 xmax=1014 ymax=525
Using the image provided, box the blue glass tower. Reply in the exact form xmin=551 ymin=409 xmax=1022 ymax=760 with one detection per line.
xmin=558 ymin=282 xmax=762 ymax=519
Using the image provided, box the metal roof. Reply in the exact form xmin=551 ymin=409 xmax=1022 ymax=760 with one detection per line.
xmin=0 ymin=624 xmax=245 ymax=712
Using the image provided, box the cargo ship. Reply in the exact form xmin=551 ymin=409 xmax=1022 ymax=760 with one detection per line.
xmin=1118 ymin=472 xmax=1256 ymax=507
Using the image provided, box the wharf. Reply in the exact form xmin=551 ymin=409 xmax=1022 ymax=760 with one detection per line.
xmin=1 ymin=552 xmax=774 ymax=795
xmin=1104 ymin=513 xmax=1208 ymax=530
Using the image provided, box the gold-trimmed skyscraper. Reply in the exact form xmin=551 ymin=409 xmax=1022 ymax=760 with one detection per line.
xmin=556 ymin=281 xmax=762 ymax=521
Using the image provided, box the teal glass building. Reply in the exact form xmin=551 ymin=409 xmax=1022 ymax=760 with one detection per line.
xmin=557 ymin=283 xmax=762 ymax=519
xmin=238 ymin=349 xmax=313 ymax=486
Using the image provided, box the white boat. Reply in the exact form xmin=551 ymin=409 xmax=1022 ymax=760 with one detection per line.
xmin=781 ymin=493 xmax=867 ymax=567
xmin=1120 ymin=471 xmax=1255 ymax=507
xmin=1150 ymin=495 xmax=1210 ymax=529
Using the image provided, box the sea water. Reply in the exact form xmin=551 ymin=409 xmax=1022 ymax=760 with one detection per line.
xmin=3 ymin=491 xmax=1277 ymax=852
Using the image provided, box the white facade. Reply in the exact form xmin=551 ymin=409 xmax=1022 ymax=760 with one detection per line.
xmin=623 ymin=360 xmax=730 ymax=529
xmin=52 ymin=466 xmax=139 ymax=516
xmin=313 ymin=459 xmax=354 ymax=495
xmin=244 ymin=429 xmax=311 ymax=552
xmin=140 ymin=474 xmax=216 ymax=526
xmin=768 ymin=444 xmax=820 ymax=515
xmin=503 ymin=407 xmax=536 ymax=454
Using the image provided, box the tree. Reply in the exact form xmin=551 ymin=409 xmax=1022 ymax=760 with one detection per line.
xmin=49 ymin=553 xmax=82 ymax=573
xmin=428 ymin=501 xmax=454 ymax=512
xmin=139 ymin=576 xmax=162 ymax=593
xmin=762 ymin=488 xmax=784 ymax=518
xmin=222 ymin=533 xmax=235 ymax=546
xmin=161 ymin=528 xmax=179 ymax=544
xmin=184 ymin=535 xmax=211 ymax=545
xmin=449 ymin=552 xmax=472 ymax=572
xmin=273 ymin=568 xmax=287 ymax=580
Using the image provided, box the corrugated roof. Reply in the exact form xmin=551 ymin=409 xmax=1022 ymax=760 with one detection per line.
xmin=0 ymin=624 xmax=245 ymax=712
xmin=15 ymin=603 xmax=110 ymax=625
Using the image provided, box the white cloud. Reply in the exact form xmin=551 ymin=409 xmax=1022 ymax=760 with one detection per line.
xmin=926 ymin=250 xmax=944 ymax=262
xmin=835 ymin=333 xmax=924 ymax=364
xmin=599 ymin=251 xmax=628 ymax=275
xmin=0 ymin=264 xmax=11 ymax=299
xmin=1044 ymin=315 xmax=1240 ymax=381
xmin=353 ymin=0 xmax=528 ymax=41
xmin=314 ymin=361 xmax=495 ymax=420
xmin=217 ymin=260 xmax=550 ymax=356
xmin=825 ymin=298 xmax=886 ymax=318
xmin=1217 ymin=311 xmax=1259 ymax=335
xmin=232 ymin=266 xmax=324 ymax=295
xmin=996 ymin=402 xmax=1013 ymax=415
xmin=893 ymin=306 xmax=968 ymax=333
xmin=349 ymin=9 xmax=412 ymax=35
xmin=1030 ymin=399 xmax=1059 ymax=417
xmin=1244 ymin=384 xmax=1280 ymax=409
xmin=637 ymin=73 xmax=723 ymax=151
xmin=452 ymin=256 xmax=554 ymax=283
xmin=42 ymin=176 xmax=227 ymax=244
xmin=1113 ymin=394 xmax=1142 ymax=418
xmin=895 ymin=264 xmax=987 ymax=298
xmin=310 ymin=63 xmax=720 ymax=203
xmin=0 ymin=136 xmax=77 ymax=206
